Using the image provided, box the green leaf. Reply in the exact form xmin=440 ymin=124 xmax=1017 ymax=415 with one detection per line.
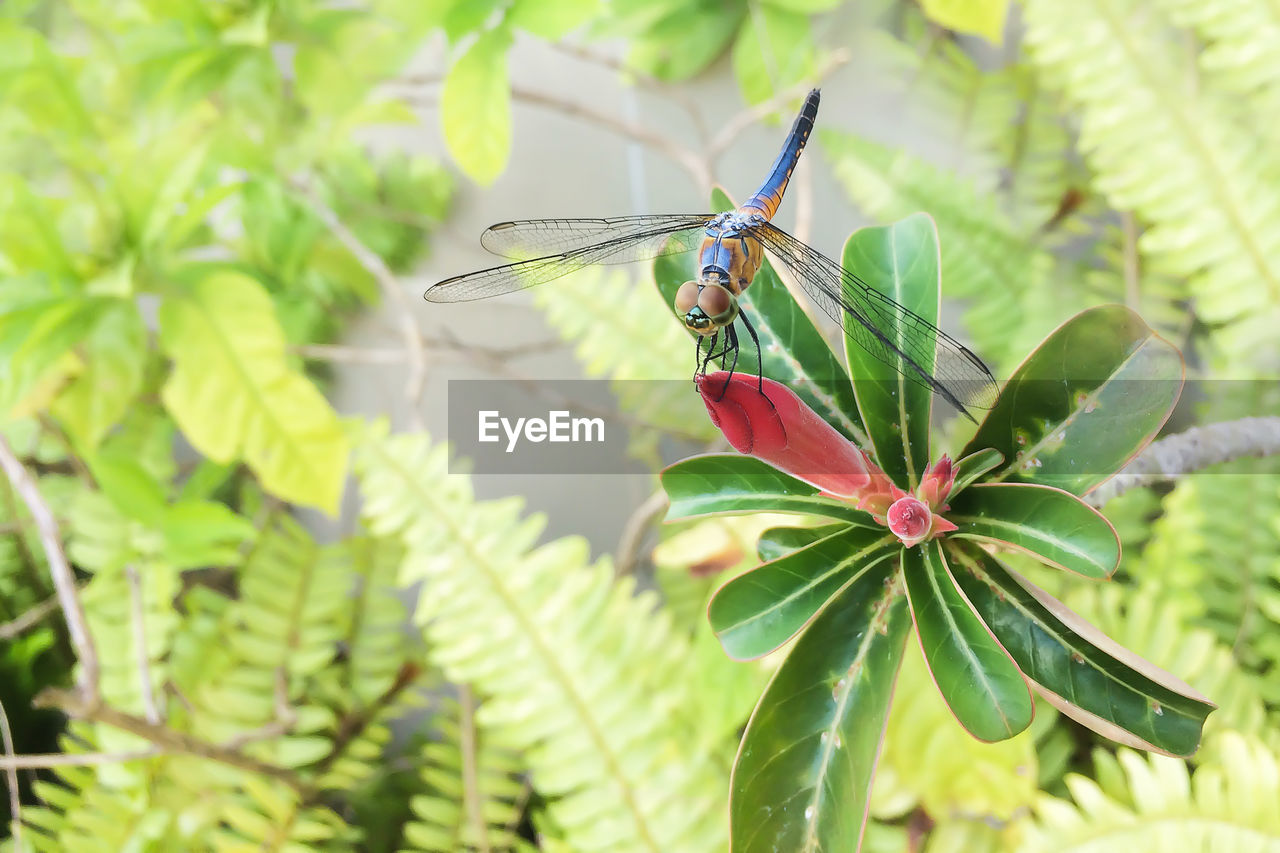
xmin=158 ymin=271 xmax=349 ymax=513
xmin=731 ymin=5 xmax=813 ymax=106
xmin=441 ymin=27 xmax=512 ymax=184
xmin=507 ymin=0 xmax=599 ymax=38
xmin=710 ymin=525 xmax=898 ymax=660
xmin=0 ymin=295 xmax=113 ymax=420
xmin=626 ymin=5 xmax=745 ymax=80
xmin=919 ymin=0 xmax=1009 ymax=43
xmin=951 ymin=448 xmax=1003 ymax=495
xmin=661 ymin=454 xmax=875 ymax=525
xmin=756 ymin=523 xmax=847 ymax=561
xmin=842 ymin=214 xmax=940 ymax=489
xmin=963 ymin=305 xmax=1183 ymax=496
xmin=946 ymin=483 xmax=1120 ymax=579
xmin=51 ymin=302 xmax=146 ymax=448
xmin=902 ymin=540 xmax=1033 ymax=741
xmin=946 ymin=542 xmax=1216 ymax=757
xmin=731 ymin=557 xmax=909 ymax=853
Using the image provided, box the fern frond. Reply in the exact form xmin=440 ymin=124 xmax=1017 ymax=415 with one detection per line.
xmin=1021 ymin=0 xmax=1280 ymax=373
xmin=1019 ymin=732 xmax=1280 ymax=852
xmin=352 ymin=425 xmax=729 ymax=853
xmin=1128 ymin=474 xmax=1280 ymax=704
xmin=531 ymin=266 xmax=717 ymax=462
xmin=1154 ymin=0 xmax=1280 ymax=121
xmin=401 ymin=696 xmax=528 ymax=853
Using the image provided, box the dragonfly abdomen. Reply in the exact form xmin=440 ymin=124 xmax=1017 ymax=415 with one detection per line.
xmin=742 ymin=88 xmax=820 ymax=221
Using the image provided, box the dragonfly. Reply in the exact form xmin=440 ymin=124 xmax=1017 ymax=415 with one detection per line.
xmin=425 ymin=88 xmax=998 ymax=419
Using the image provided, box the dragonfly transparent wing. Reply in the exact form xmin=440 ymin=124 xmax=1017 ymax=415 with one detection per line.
xmin=751 ymin=222 xmax=999 ymax=413
xmin=426 ymin=215 xmax=712 ymax=302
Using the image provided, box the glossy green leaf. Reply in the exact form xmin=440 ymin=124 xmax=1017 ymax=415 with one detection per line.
xmin=920 ymin=0 xmax=1009 ymax=43
xmin=653 ymin=191 xmax=866 ymax=443
xmin=946 ymin=541 xmax=1216 ymax=756
xmin=963 ymin=305 xmax=1183 ymax=496
xmin=902 ymin=540 xmax=1033 ymax=741
xmin=951 ymin=447 xmax=1003 ymax=495
xmin=731 ymin=557 xmax=909 ymax=853
xmin=441 ymin=27 xmax=512 ymax=184
xmin=662 ymin=454 xmax=874 ymax=525
xmin=842 ymin=214 xmax=940 ymax=489
xmin=711 ymin=525 xmax=898 ymax=660
xmin=756 ymin=524 xmax=848 ymax=562
xmin=946 ymin=483 xmax=1120 ymax=579
xmin=158 ymin=271 xmax=349 ymax=513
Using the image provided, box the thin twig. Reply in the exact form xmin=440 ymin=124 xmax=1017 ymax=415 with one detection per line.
xmin=1121 ymin=212 xmax=1141 ymax=310
xmin=293 ymin=337 xmax=564 ymax=366
xmin=0 ymin=435 xmax=99 ymax=705
xmin=706 ymin=49 xmax=853 ymax=161
xmin=126 ymin=566 xmax=162 ymax=725
xmin=458 ymin=685 xmax=491 ymax=853
xmin=293 ymin=182 xmax=428 ymax=428
xmin=615 ymin=490 xmax=670 ymax=576
xmin=1087 ymin=416 xmax=1280 ymax=506
xmin=0 ymin=696 xmax=22 ymax=849
xmin=0 ymin=748 xmax=162 ymax=770
xmin=508 ymin=85 xmax=712 ymax=189
xmin=33 ymin=688 xmax=307 ymax=791
xmin=0 ymin=594 xmax=61 ymax=640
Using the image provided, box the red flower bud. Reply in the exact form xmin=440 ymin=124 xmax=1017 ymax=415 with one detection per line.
xmin=920 ymin=454 xmax=956 ymax=510
xmin=887 ymin=496 xmax=931 ymax=546
xmin=697 ymin=372 xmax=871 ymax=497
xmin=886 ymin=495 xmax=958 ymax=547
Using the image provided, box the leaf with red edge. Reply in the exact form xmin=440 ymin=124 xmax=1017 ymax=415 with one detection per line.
xmin=710 ymin=525 xmax=899 ymax=660
xmin=945 ymin=540 xmax=1216 ymax=756
xmin=962 ymin=305 xmax=1183 ymax=496
xmin=756 ymin=524 xmax=848 ymax=562
xmin=731 ymin=557 xmax=909 ymax=853
xmin=902 ymin=540 xmax=1033 ymax=741
xmin=946 ymin=483 xmax=1120 ymax=579
xmin=661 ymin=454 xmax=875 ymax=525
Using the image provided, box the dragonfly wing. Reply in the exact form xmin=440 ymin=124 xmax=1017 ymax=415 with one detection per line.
xmin=426 ymin=215 xmax=712 ymax=303
xmin=480 ymin=214 xmax=713 ymax=259
xmin=752 ymin=222 xmax=999 ymax=413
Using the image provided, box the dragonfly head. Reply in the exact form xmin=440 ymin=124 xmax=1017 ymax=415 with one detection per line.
xmin=675 ymin=280 xmax=739 ymax=335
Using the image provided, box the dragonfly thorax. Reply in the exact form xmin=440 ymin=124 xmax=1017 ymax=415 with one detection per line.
xmin=675 ymin=278 xmax=739 ymax=335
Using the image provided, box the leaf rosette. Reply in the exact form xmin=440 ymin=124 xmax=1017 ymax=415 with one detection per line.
xmin=658 ymin=213 xmax=1215 ymax=853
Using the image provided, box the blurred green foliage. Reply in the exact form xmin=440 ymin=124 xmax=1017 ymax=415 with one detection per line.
xmin=0 ymin=0 xmax=1277 ymax=851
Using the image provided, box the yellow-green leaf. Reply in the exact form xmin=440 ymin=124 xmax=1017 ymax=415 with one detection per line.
xmin=441 ymin=28 xmax=512 ymax=185
xmin=158 ymin=271 xmax=348 ymax=513
xmin=919 ymin=0 xmax=1009 ymax=43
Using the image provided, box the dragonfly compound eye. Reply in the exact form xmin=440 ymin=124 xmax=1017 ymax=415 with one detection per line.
xmin=698 ymin=283 xmax=738 ymax=326
xmin=674 ymin=280 xmax=700 ymax=314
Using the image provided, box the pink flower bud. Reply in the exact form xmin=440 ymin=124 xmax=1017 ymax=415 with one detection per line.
xmin=887 ymin=496 xmax=932 ymax=547
xmin=920 ymin=454 xmax=956 ymax=510
xmin=697 ymin=372 xmax=871 ymax=497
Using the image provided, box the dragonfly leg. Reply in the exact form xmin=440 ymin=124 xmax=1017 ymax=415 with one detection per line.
xmin=739 ymin=310 xmax=764 ymax=394
xmin=698 ymin=331 xmax=720 ymax=378
xmin=709 ymin=324 xmax=741 ymax=402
